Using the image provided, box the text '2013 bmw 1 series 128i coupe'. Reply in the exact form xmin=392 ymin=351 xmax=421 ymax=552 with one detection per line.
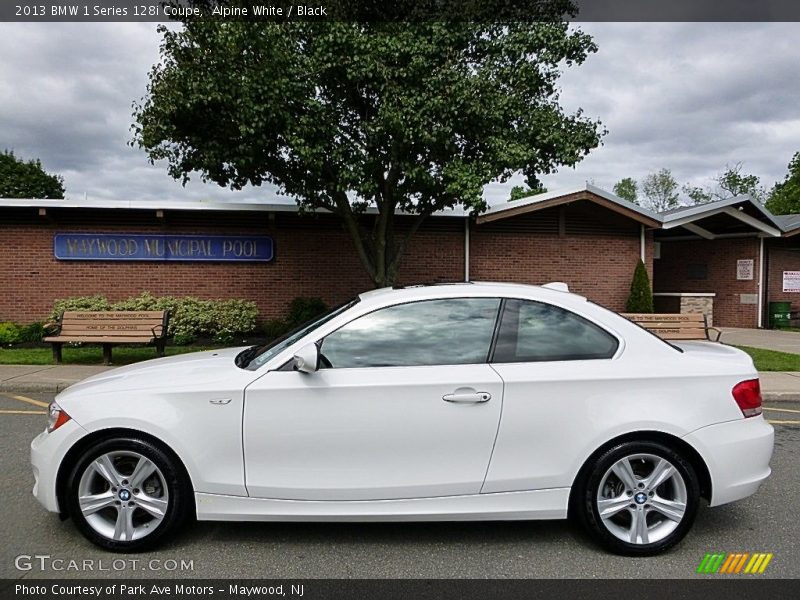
xmin=31 ymin=282 xmax=773 ymax=555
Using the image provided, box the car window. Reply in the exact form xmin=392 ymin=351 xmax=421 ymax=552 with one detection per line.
xmin=492 ymin=299 xmax=618 ymax=363
xmin=319 ymin=298 xmax=501 ymax=368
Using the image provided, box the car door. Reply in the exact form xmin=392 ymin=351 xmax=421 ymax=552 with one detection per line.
xmin=243 ymin=297 xmax=504 ymax=501
xmin=482 ymin=298 xmax=624 ymax=494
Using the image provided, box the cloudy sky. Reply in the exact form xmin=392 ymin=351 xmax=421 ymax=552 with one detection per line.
xmin=1 ymin=22 xmax=799 ymax=205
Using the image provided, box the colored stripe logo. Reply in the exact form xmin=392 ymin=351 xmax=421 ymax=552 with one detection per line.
xmin=697 ymin=552 xmax=773 ymax=574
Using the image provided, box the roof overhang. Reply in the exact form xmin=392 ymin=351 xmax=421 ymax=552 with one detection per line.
xmin=659 ymin=196 xmax=782 ymax=239
xmin=475 ymin=184 xmax=662 ymax=228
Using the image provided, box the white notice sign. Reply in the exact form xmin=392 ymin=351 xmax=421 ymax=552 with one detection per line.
xmin=783 ymin=271 xmax=800 ymax=293
xmin=737 ymin=259 xmax=754 ymax=281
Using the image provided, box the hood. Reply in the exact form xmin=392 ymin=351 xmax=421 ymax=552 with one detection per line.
xmin=57 ymin=346 xmax=252 ymax=399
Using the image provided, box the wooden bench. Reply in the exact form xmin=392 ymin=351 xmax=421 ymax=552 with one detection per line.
xmin=44 ymin=311 xmax=170 ymax=365
xmin=621 ymin=313 xmax=722 ymax=342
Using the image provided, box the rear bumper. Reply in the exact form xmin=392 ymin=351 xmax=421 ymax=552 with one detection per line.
xmin=683 ymin=416 xmax=774 ymax=507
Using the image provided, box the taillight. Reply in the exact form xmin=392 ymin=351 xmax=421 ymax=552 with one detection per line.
xmin=47 ymin=402 xmax=71 ymax=433
xmin=732 ymin=379 xmax=762 ymax=418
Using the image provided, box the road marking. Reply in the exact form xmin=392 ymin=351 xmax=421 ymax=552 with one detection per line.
xmin=0 ymin=409 xmax=47 ymax=415
xmin=0 ymin=392 xmax=49 ymax=408
xmin=767 ymin=419 xmax=800 ymax=425
xmin=763 ymin=406 xmax=800 ymax=414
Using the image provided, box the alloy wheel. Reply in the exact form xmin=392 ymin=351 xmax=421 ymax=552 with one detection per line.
xmin=595 ymin=453 xmax=688 ymax=545
xmin=77 ymin=450 xmax=169 ymax=542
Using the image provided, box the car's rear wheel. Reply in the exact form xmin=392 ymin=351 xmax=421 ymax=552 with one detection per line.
xmin=66 ymin=437 xmax=190 ymax=552
xmin=577 ymin=441 xmax=700 ymax=556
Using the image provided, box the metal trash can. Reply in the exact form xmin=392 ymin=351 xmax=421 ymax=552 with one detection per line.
xmin=769 ymin=301 xmax=792 ymax=329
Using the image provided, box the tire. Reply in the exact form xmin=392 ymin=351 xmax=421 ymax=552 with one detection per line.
xmin=575 ymin=440 xmax=700 ymax=556
xmin=66 ymin=436 xmax=191 ymax=552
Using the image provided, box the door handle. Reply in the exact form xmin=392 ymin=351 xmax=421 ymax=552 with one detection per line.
xmin=442 ymin=391 xmax=491 ymax=403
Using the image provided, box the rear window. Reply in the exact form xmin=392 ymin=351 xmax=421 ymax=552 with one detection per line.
xmin=492 ymin=299 xmax=619 ymax=363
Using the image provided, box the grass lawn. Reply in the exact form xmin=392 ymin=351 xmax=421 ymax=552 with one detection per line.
xmin=0 ymin=345 xmax=224 ymax=366
xmin=732 ymin=345 xmax=800 ymax=372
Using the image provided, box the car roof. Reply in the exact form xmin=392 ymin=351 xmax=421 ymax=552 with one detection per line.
xmin=357 ymin=281 xmax=587 ymax=307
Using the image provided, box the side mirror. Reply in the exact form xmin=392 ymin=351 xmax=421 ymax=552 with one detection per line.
xmin=293 ymin=343 xmax=320 ymax=373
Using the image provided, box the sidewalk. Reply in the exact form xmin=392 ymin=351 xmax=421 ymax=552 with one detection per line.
xmin=0 ymin=365 xmax=113 ymax=393
xmin=720 ymin=327 xmax=800 ymax=353
xmin=1 ymin=363 xmax=799 ymax=401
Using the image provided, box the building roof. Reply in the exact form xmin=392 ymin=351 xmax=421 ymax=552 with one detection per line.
xmin=773 ymin=213 xmax=800 ymax=236
xmin=476 ymin=183 xmax=662 ymax=228
xmin=2 ymin=186 xmax=799 ymax=236
xmin=658 ymin=195 xmax=786 ymax=238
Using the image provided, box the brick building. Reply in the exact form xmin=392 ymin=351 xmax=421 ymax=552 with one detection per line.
xmin=0 ymin=184 xmax=798 ymax=328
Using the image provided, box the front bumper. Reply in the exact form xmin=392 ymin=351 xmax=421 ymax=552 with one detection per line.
xmin=683 ymin=416 xmax=774 ymax=507
xmin=30 ymin=419 xmax=88 ymax=513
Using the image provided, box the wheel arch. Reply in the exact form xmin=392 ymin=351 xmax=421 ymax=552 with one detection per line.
xmin=568 ymin=430 xmax=712 ymax=516
xmin=55 ymin=427 xmax=196 ymax=520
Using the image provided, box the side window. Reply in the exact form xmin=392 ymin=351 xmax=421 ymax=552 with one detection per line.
xmin=319 ymin=298 xmax=501 ymax=368
xmin=492 ymin=299 xmax=618 ymax=363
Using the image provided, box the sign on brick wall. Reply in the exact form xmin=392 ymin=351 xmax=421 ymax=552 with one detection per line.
xmin=54 ymin=233 xmax=274 ymax=262
xmin=783 ymin=271 xmax=800 ymax=293
xmin=736 ymin=259 xmax=754 ymax=281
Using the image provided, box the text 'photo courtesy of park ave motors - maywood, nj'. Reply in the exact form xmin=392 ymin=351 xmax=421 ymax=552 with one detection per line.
xmin=2 ymin=1 xmax=800 ymax=598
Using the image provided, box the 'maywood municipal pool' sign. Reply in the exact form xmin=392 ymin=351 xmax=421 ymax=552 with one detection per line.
xmin=54 ymin=233 xmax=274 ymax=262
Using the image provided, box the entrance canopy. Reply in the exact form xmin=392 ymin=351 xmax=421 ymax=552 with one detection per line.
xmin=658 ymin=196 xmax=783 ymax=240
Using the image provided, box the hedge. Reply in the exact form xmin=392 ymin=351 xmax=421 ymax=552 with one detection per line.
xmin=50 ymin=292 xmax=259 ymax=345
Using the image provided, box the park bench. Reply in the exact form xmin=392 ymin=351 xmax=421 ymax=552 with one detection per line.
xmin=621 ymin=313 xmax=722 ymax=342
xmin=43 ymin=310 xmax=170 ymax=365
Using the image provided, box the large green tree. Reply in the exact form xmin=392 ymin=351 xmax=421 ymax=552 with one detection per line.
xmin=766 ymin=152 xmax=800 ymax=215
xmin=0 ymin=150 xmax=64 ymax=198
xmin=133 ymin=9 xmax=603 ymax=286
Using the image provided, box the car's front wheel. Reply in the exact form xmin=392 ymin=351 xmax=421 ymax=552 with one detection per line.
xmin=66 ymin=436 xmax=191 ymax=552
xmin=577 ymin=441 xmax=700 ymax=556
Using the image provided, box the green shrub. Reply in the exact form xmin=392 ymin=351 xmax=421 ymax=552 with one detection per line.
xmin=19 ymin=322 xmax=45 ymax=343
xmin=51 ymin=294 xmax=112 ymax=317
xmin=287 ymin=297 xmax=329 ymax=327
xmin=0 ymin=322 xmax=21 ymax=344
xmin=262 ymin=318 xmax=291 ymax=341
xmin=50 ymin=292 xmax=259 ymax=346
xmin=626 ymin=260 xmax=654 ymax=313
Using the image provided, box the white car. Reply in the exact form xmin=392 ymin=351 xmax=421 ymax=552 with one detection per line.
xmin=31 ymin=282 xmax=773 ymax=555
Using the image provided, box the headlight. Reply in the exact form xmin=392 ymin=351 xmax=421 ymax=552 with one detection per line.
xmin=47 ymin=402 xmax=71 ymax=433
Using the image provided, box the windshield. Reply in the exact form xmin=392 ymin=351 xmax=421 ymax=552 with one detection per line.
xmin=236 ymin=298 xmax=359 ymax=370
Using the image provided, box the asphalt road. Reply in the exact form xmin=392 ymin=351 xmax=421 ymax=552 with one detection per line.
xmin=1 ymin=392 xmax=798 ymax=580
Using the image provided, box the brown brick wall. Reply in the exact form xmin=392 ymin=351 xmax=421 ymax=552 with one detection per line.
xmin=766 ymin=238 xmax=800 ymax=310
xmin=0 ymin=211 xmax=464 ymax=323
xmin=469 ymin=223 xmax=651 ymax=312
xmin=0 ymin=206 xmax=651 ymax=324
xmin=653 ymin=238 xmax=760 ymax=328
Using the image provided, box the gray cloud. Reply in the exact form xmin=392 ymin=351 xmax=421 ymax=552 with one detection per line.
xmin=1 ymin=22 xmax=799 ymax=206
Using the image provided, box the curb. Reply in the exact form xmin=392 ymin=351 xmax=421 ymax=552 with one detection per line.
xmin=0 ymin=382 xmax=77 ymax=394
xmin=762 ymin=392 xmax=800 ymax=403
